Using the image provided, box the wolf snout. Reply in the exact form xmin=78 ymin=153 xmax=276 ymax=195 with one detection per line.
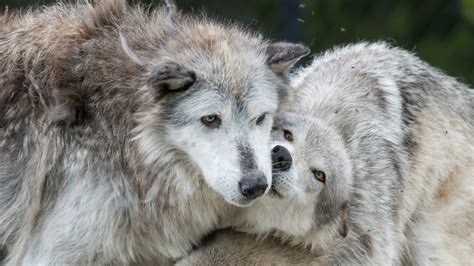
xmin=239 ymin=172 xmax=268 ymax=200
xmin=272 ymin=145 xmax=292 ymax=171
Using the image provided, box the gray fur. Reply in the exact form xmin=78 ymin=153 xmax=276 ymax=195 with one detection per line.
xmin=180 ymin=42 xmax=474 ymax=265
xmin=0 ymin=0 xmax=309 ymax=264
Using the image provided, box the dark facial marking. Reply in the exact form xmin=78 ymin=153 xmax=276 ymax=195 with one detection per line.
xmin=313 ymin=188 xmax=341 ymax=225
xmin=238 ymin=144 xmax=257 ymax=172
xmin=157 ymin=84 xmax=204 ymax=127
xmin=338 ymin=202 xmax=349 ymax=238
xmin=360 ymin=233 xmax=373 ymax=256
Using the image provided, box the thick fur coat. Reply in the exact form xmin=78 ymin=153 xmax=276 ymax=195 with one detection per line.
xmin=180 ymin=42 xmax=474 ymax=265
xmin=0 ymin=0 xmax=309 ymax=264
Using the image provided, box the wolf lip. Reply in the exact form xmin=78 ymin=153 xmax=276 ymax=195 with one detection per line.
xmin=269 ymin=184 xmax=283 ymax=198
xmin=231 ymin=197 xmax=255 ymax=207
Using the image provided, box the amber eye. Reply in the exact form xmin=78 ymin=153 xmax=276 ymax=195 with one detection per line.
xmin=201 ymin=115 xmax=221 ymax=128
xmin=283 ymin=130 xmax=293 ymax=142
xmin=312 ymin=169 xmax=326 ymax=183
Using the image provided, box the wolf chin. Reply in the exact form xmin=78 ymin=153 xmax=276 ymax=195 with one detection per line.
xmin=0 ymin=0 xmax=309 ymax=264
xmin=179 ymin=42 xmax=474 ymax=265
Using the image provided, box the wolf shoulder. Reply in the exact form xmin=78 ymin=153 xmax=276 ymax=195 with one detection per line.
xmin=294 ymin=42 xmax=474 ymax=108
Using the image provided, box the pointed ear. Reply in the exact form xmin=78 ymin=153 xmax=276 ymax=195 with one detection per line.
xmin=148 ymin=62 xmax=196 ymax=100
xmin=266 ymin=42 xmax=310 ymax=75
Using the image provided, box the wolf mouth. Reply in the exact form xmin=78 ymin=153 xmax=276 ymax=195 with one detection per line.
xmin=269 ymin=179 xmax=284 ymax=198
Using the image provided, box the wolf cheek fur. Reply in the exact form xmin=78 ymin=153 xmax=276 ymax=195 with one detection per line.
xmin=179 ymin=42 xmax=474 ymax=265
xmin=0 ymin=0 xmax=309 ymax=264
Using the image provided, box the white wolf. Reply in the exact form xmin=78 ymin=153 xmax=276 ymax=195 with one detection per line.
xmin=0 ymin=0 xmax=309 ymax=264
xmin=179 ymin=42 xmax=474 ymax=265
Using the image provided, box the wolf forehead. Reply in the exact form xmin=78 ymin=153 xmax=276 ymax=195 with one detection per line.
xmin=150 ymin=42 xmax=284 ymax=122
xmin=137 ymin=30 xmax=286 ymax=99
xmin=119 ymin=11 xmax=307 ymax=98
xmin=127 ymin=23 xmax=291 ymax=116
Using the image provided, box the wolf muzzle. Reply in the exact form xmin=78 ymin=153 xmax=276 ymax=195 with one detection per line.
xmin=271 ymin=145 xmax=292 ymax=171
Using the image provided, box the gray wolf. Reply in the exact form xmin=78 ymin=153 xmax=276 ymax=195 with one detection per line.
xmin=179 ymin=42 xmax=474 ymax=265
xmin=0 ymin=0 xmax=309 ymax=264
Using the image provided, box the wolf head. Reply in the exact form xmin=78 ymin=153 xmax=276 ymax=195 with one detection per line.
xmin=125 ymin=6 xmax=309 ymax=206
xmin=237 ymin=110 xmax=352 ymax=238
xmin=263 ymin=112 xmax=353 ymax=235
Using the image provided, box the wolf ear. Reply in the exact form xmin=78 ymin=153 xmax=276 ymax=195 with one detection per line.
xmin=148 ymin=62 xmax=196 ymax=100
xmin=266 ymin=42 xmax=310 ymax=75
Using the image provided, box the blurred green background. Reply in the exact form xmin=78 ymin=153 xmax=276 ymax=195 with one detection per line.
xmin=2 ymin=0 xmax=473 ymax=86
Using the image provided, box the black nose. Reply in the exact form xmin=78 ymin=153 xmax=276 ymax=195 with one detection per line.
xmin=239 ymin=172 xmax=268 ymax=200
xmin=272 ymin=145 xmax=292 ymax=171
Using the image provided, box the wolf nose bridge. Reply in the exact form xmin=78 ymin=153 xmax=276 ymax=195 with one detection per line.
xmin=272 ymin=145 xmax=292 ymax=171
xmin=239 ymin=172 xmax=268 ymax=200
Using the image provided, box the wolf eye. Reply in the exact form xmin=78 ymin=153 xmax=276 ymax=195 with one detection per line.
xmin=256 ymin=113 xmax=266 ymax=125
xmin=283 ymin=130 xmax=293 ymax=142
xmin=312 ymin=169 xmax=326 ymax=183
xmin=201 ymin=115 xmax=221 ymax=128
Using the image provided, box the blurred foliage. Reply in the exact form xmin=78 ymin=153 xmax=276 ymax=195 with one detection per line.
xmin=2 ymin=0 xmax=473 ymax=86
